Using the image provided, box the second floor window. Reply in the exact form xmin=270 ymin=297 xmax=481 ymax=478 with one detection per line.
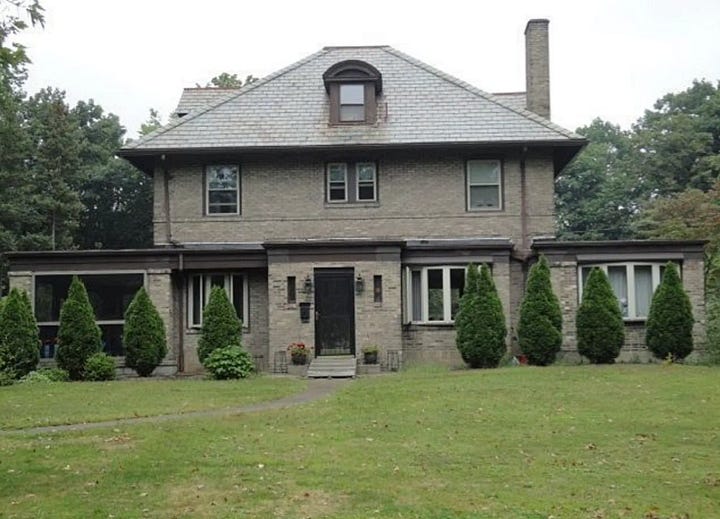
xmin=206 ymin=165 xmax=240 ymax=215
xmin=327 ymin=163 xmax=348 ymax=202
xmin=326 ymin=162 xmax=377 ymax=204
xmin=467 ymin=160 xmax=502 ymax=211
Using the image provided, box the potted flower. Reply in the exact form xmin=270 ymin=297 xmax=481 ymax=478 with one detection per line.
xmin=288 ymin=342 xmax=309 ymax=365
xmin=361 ymin=345 xmax=379 ymax=365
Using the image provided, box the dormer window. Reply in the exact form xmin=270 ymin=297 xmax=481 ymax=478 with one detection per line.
xmin=323 ymin=60 xmax=382 ymax=125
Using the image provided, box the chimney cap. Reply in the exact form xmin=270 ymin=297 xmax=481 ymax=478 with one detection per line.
xmin=525 ymin=18 xmax=550 ymax=34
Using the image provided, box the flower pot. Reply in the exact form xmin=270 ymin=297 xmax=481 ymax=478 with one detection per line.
xmin=291 ymin=352 xmax=308 ymax=366
xmin=363 ymin=351 xmax=378 ymax=365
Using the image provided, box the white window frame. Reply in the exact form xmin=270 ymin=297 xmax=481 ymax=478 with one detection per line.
xmin=327 ymin=163 xmax=348 ymax=203
xmin=577 ymin=262 xmax=675 ymax=320
xmin=205 ymin=165 xmax=240 ymax=216
xmin=187 ymin=273 xmax=249 ymax=329
xmin=355 ymin=162 xmax=377 ymax=202
xmin=405 ymin=266 xmax=467 ymax=324
xmin=466 ymin=159 xmax=502 ymax=211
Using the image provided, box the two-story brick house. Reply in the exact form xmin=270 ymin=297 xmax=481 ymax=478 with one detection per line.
xmin=7 ymin=20 xmax=706 ymax=374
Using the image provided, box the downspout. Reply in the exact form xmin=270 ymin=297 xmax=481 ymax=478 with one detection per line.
xmin=161 ymin=154 xmax=173 ymax=245
xmin=176 ymin=252 xmax=185 ymax=373
xmin=520 ymin=146 xmax=529 ymax=256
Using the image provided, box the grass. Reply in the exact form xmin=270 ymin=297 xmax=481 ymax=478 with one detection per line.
xmin=1 ymin=365 xmax=719 ymax=518
xmin=0 ymin=376 xmax=306 ymax=430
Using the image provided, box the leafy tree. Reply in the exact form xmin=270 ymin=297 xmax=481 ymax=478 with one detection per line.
xmin=0 ymin=287 xmax=39 ymax=377
xmin=56 ymin=276 xmax=102 ymax=380
xmin=123 ymin=287 xmax=167 ymax=376
xmin=455 ymin=264 xmax=507 ymax=368
xmin=646 ymin=263 xmax=694 ymax=360
xmin=139 ymin=108 xmax=163 ymax=136
xmin=200 ymin=72 xmax=258 ymax=89
xmin=576 ymin=268 xmax=624 ymax=363
xmin=198 ymin=286 xmax=242 ymax=365
xmin=518 ymin=255 xmax=563 ymax=365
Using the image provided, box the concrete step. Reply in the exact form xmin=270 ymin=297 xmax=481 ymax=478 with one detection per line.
xmin=307 ymin=355 xmax=357 ymax=379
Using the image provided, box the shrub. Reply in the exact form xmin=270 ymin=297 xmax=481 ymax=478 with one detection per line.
xmin=576 ymin=268 xmax=624 ymax=363
xmin=0 ymin=370 xmax=14 ymax=386
xmin=123 ymin=287 xmax=167 ymax=377
xmin=38 ymin=367 xmax=70 ymax=382
xmin=198 ymin=286 xmax=242 ymax=365
xmin=706 ymin=295 xmax=720 ymax=364
xmin=204 ymin=346 xmax=254 ymax=380
xmin=56 ymin=276 xmax=102 ymax=380
xmin=455 ymin=263 xmax=507 ymax=368
xmin=518 ymin=255 xmax=563 ymax=366
xmin=0 ymin=288 xmax=40 ymax=378
xmin=83 ymin=352 xmax=116 ymax=381
xmin=646 ymin=262 xmax=694 ymax=360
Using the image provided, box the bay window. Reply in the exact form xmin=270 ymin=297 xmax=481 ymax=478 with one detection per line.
xmin=406 ymin=266 xmax=467 ymax=323
xmin=188 ymin=273 xmax=248 ymax=328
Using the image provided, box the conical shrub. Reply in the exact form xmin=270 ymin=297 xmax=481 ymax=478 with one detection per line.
xmin=518 ymin=255 xmax=563 ymax=366
xmin=198 ymin=286 xmax=242 ymax=365
xmin=0 ymin=288 xmax=40 ymax=378
xmin=646 ymin=262 xmax=694 ymax=360
xmin=123 ymin=287 xmax=167 ymax=377
xmin=56 ymin=276 xmax=102 ymax=380
xmin=576 ymin=268 xmax=624 ymax=363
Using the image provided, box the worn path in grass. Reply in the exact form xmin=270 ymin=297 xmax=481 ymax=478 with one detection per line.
xmin=1 ymin=378 xmax=349 ymax=436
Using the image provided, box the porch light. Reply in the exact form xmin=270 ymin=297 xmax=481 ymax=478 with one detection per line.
xmin=303 ymin=275 xmax=313 ymax=293
xmin=355 ymin=274 xmax=364 ymax=294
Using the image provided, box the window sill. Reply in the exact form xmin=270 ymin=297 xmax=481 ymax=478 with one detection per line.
xmin=186 ymin=326 xmax=250 ymax=334
xmin=466 ymin=207 xmax=503 ymax=213
xmin=407 ymin=321 xmax=456 ymax=327
xmin=324 ymin=202 xmax=380 ymax=209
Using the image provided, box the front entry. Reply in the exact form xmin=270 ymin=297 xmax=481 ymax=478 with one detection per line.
xmin=314 ymin=268 xmax=355 ymax=356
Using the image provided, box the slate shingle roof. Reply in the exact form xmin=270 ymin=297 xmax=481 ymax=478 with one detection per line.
xmin=123 ymin=46 xmax=582 ymax=153
xmin=174 ymin=88 xmax=240 ymax=116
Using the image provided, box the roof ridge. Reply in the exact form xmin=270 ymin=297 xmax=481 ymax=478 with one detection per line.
xmin=123 ymin=48 xmax=331 ymax=150
xmin=380 ymin=47 xmax=581 ymax=140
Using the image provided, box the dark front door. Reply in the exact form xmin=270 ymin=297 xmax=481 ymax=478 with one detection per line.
xmin=314 ymin=268 xmax=355 ymax=356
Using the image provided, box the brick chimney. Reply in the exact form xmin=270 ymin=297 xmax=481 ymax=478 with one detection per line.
xmin=525 ymin=19 xmax=550 ymax=119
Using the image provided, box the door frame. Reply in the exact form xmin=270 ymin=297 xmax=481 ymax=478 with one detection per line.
xmin=313 ymin=267 xmax=356 ymax=356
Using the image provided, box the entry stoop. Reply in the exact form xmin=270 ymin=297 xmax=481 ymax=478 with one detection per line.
xmin=307 ymin=356 xmax=357 ymax=378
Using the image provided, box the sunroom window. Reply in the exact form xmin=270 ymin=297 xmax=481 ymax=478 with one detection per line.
xmin=188 ymin=273 xmax=248 ymax=328
xmin=406 ymin=266 xmax=467 ymax=323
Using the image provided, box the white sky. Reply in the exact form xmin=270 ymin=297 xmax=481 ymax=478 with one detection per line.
xmin=15 ymin=0 xmax=720 ymax=139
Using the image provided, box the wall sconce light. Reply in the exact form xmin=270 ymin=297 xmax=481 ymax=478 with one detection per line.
xmin=303 ymin=275 xmax=313 ymax=294
xmin=355 ymin=274 xmax=364 ymax=294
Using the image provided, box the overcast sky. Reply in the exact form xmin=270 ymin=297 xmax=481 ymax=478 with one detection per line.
xmin=15 ymin=0 xmax=720 ymax=139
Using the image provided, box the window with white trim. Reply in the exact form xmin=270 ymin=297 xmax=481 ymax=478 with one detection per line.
xmin=579 ymin=263 xmax=674 ymax=320
xmin=356 ymin=162 xmax=377 ymax=201
xmin=467 ymin=160 xmax=502 ymax=210
xmin=327 ymin=163 xmax=347 ymax=202
xmin=188 ymin=273 xmax=248 ymax=328
xmin=206 ymin=165 xmax=240 ymax=215
xmin=405 ymin=266 xmax=467 ymax=323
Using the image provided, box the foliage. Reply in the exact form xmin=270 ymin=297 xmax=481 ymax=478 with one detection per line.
xmin=287 ymin=342 xmax=309 ymax=365
xmin=19 ymin=367 xmax=69 ymax=384
xmin=706 ymin=292 xmax=720 ymax=365
xmin=123 ymin=287 xmax=167 ymax=377
xmin=455 ymin=264 xmax=507 ymax=368
xmin=0 ymin=287 xmax=39 ymax=378
xmin=518 ymin=256 xmax=563 ymax=366
xmin=82 ymin=352 xmax=116 ymax=381
xmin=0 ymin=369 xmax=13 ymax=386
xmin=200 ymin=72 xmax=259 ymax=89
xmin=198 ymin=286 xmax=242 ymax=365
xmin=576 ymin=268 xmax=624 ymax=363
xmin=646 ymin=263 xmax=694 ymax=360
xmin=138 ymin=108 xmax=163 ymax=136
xmin=361 ymin=345 xmax=379 ymax=354
xmin=203 ymin=346 xmax=254 ymax=380
xmin=56 ymin=276 xmax=102 ymax=380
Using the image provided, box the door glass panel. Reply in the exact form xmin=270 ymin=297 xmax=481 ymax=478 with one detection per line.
xmin=427 ymin=269 xmax=444 ymax=321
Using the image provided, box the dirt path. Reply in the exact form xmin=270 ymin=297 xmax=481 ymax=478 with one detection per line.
xmin=1 ymin=378 xmax=350 ymax=436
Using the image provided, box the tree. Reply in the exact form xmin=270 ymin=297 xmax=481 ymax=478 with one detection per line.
xmin=576 ymin=268 xmax=624 ymax=363
xmin=455 ymin=264 xmax=507 ymax=368
xmin=197 ymin=286 xmax=242 ymax=365
xmin=123 ymin=287 xmax=167 ymax=376
xmin=0 ymin=287 xmax=39 ymax=377
xmin=139 ymin=108 xmax=163 ymax=136
xmin=200 ymin=72 xmax=258 ymax=89
xmin=518 ymin=255 xmax=563 ymax=366
xmin=646 ymin=263 xmax=694 ymax=360
xmin=56 ymin=276 xmax=102 ymax=380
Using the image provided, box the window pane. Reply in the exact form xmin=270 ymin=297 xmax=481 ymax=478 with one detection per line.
xmin=357 ymin=164 xmax=375 ymax=182
xmin=208 ymin=190 xmax=237 ymax=205
xmin=358 ymin=184 xmax=375 ymax=201
xmin=209 ymin=275 xmax=225 ymax=290
xmin=329 ymin=165 xmax=346 ymax=182
xmin=411 ymin=270 xmax=422 ymax=321
xmin=450 ymin=268 xmax=465 ymax=319
xmin=427 ymin=269 xmax=444 ymax=321
xmin=469 ymin=161 xmax=499 ymax=184
xmin=329 ymin=186 xmax=346 ymax=201
xmin=207 ymin=166 xmax=238 ymax=189
xmin=608 ymin=266 xmax=628 ymax=317
xmin=634 ymin=266 xmax=653 ymax=317
xmin=84 ymin=274 xmax=144 ymax=321
xmin=469 ymin=185 xmax=500 ymax=209
xmin=232 ymin=275 xmax=244 ymax=324
xmin=374 ymin=275 xmax=383 ymax=303
xmin=192 ymin=276 xmax=202 ymax=326
xmin=208 ymin=203 xmax=238 ymax=214
xmin=581 ymin=267 xmax=591 ymax=288
xmin=340 ymin=84 xmax=364 ymax=104
xmin=340 ymin=105 xmax=365 ymax=122
xmin=35 ymin=275 xmax=72 ymax=322
xmin=100 ymin=324 xmax=124 ymax=357
xmin=287 ymin=276 xmax=296 ymax=304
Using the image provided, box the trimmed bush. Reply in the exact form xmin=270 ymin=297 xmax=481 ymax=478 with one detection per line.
xmin=576 ymin=268 xmax=624 ymax=363
xmin=123 ymin=287 xmax=167 ymax=377
xmin=518 ymin=255 xmax=563 ymax=366
xmin=204 ymin=346 xmax=254 ymax=379
xmin=706 ymin=295 xmax=720 ymax=364
xmin=0 ymin=288 xmax=40 ymax=378
xmin=646 ymin=262 xmax=694 ymax=360
xmin=83 ymin=352 xmax=116 ymax=381
xmin=198 ymin=286 xmax=242 ymax=365
xmin=455 ymin=264 xmax=507 ymax=368
xmin=56 ymin=276 xmax=102 ymax=380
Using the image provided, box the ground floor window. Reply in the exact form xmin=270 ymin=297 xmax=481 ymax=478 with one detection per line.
xmin=34 ymin=272 xmax=145 ymax=357
xmin=579 ymin=262 xmax=672 ymax=319
xmin=188 ymin=273 xmax=248 ymax=328
xmin=405 ymin=266 xmax=466 ymax=323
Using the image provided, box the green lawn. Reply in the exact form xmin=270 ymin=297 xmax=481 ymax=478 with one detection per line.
xmin=0 ymin=376 xmax=306 ymax=429
xmin=1 ymin=365 xmax=719 ymax=518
